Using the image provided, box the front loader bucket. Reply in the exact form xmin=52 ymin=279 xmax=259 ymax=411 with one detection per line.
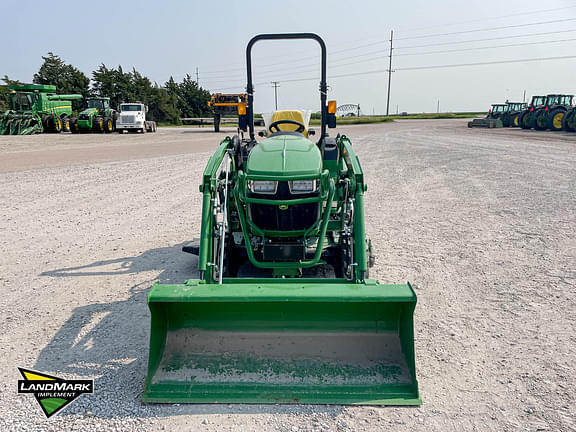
xmin=143 ymin=279 xmax=420 ymax=405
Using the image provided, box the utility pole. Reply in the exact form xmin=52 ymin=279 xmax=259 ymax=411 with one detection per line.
xmin=386 ymin=30 xmax=394 ymax=116
xmin=271 ymin=81 xmax=280 ymax=110
xmin=437 ymin=99 xmax=440 ymax=113
xmin=196 ymin=67 xmax=199 ymax=85
xmin=523 ymin=89 xmax=526 ymax=103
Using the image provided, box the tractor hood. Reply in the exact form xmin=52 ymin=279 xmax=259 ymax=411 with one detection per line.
xmin=246 ymin=135 xmax=322 ymax=178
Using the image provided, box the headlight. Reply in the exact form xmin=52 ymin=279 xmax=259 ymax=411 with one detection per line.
xmin=249 ymin=180 xmax=277 ymax=194
xmin=289 ymin=180 xmax=317 ymax=194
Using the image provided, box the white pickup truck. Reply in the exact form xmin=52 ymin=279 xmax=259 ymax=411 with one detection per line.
xmin=116 ymin=103 xmax=157 ymax=133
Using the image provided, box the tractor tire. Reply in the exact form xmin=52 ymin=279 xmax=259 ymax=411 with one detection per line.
xmin=562 ymin=109 xmax=576 ymax=132
xmin=61 ymin=117 xmax=70 ymax=133
xmin=547 ymin=108 xmax=566 ymax=131
xmin=152 ymin=121 xmax=157 ymax=132
xmin=533 ymin=110 xmax=547 ymax=131
xmin=70 ymin=118 xmax=79 ymax=134
xmin=52 ymin=116 xmax=63 ymax=133
xmin=93 ymin=117 xmax=104 ymax=133
xmin=43 ymin=115 xmax=53 ymax=132
xmin=511 ymin=113 xmax=521 ymax=128
xmin=519 ymin=112 xmax=531 ymax=129
xmin=103 ymin=117 xmax=114 ymax=133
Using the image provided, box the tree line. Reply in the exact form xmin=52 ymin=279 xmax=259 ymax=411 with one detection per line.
xmin=1 ymin=53 xmax=213 ymax=124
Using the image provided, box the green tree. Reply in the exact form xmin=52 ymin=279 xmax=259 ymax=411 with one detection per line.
xmin=33 ymin=52 xmax=90 ymax=97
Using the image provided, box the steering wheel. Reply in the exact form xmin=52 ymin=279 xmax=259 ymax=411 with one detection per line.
xmin=268 ymin=119 xmax=306 ymax=134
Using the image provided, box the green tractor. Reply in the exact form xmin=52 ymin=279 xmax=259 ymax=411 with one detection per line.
xmin=71 ymin=97 xmax=118 ymax=133
xmin=519 ymin=95 xmax=546 ymax=130
xmin=468 ymin=103 xmax=505 ymax=128
xmin=142 ymin=33 xmax=420 ymax=405
xmin=501 ymin=102 xmax=525 ymax=128
xmin=531 ymin=94 xmax=573 ymax=131
xmin=0 ymin=84 xmax=82 ymax=135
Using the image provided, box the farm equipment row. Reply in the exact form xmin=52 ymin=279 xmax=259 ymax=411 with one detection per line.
xmin=1 ymin=84 xmax=156 ymax=135
xmin=469 ymin=94 xmax=575 ymax=132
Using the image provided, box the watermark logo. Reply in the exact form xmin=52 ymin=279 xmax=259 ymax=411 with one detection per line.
xmin=17 ymin=368 xmax=93 ymax=418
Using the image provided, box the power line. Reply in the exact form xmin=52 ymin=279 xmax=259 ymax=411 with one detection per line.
xmin=400 ymin=5 xmax=576 ymax=32
xmin=207 ymin=55 xmax=576 ymax=90
xmin=396 ymin=28 xmax=576 ymax=49
xmin=396 ymin=18 xmax=576 ymax=41
xmin=395 ymin=55 xmax=576 ymax=71
xmin=201 ymin=27 xmax=576 ymax=82
xmin=395 ymin=37 xmax=576 ymax=57
xmin=201 ymin=36 xmax=576 ymax=85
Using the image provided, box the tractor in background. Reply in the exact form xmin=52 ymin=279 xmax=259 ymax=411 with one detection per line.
xmin=0 ymin=84 xmax=82 ymax=135
xmin=501 ymin=102 xmax=525 ymax=128
xmin=519 ymin=95 xmax=547 ymax=130
xmin=71 ymin=97 xmax=119 ymax=133
xmin=531 ymin=94 xmax=573 ymax=131
xmin=468 ymin=103 xmax=506 ymax=128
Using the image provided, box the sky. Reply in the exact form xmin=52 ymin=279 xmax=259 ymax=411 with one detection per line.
xmin=1 ymin=0 xmax=575 ymax=114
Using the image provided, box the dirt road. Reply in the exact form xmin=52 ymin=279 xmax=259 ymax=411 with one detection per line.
xmin=0 ymin=120 xmax=574 ymax=431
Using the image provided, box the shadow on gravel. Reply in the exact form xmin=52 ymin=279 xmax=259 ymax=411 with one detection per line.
xmin=36 ymin=244 xmax=343 ymax=419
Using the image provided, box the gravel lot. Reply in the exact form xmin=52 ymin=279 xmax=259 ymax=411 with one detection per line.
xmin=0 ymin=120 xmax=574 ymax=431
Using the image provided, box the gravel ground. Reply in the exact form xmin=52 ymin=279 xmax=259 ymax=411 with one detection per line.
xmin=0 ymin=120 xmax=574 ymax=431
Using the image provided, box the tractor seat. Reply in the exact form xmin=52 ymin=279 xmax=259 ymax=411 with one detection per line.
xmin=269 ymin=110 xmax=309 ymax=138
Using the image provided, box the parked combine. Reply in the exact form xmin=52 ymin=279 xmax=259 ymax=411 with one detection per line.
xmin=71 ymin=97 xmax=118 ymax=133
xmin=0 ymin=84 xmax=82 ymax=135
xmin=502 ymin=102 xmax=525 ymax=127
xmin=143 ymin=33 xmax=420 ymax=405
xmin=519 ymin=96 xmax=547 ymax=130
xmin=531 ymin=94 xmax=573 ymax=131
xmin=468 ymin=104 xmax=505 ymax=128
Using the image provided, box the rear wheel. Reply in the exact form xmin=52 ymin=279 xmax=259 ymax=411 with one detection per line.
xmin=52 ymin=116 xmax=62 ymax=133
xmin=547 ymin=108 xmax=565 ymax=131
xmin=70 ymin=118 xmax=79 ymax=133
xmin=61 ymin=117 xmax=70 ymax=133
xmin=103 ymin=117 xmax=113 ymax=133
xmin=93 ymin=116 xmax=104 ymax=132
xmin=512 ymin=113 xmax=520 ymax=127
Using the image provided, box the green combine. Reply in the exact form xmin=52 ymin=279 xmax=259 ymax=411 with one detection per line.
xmin=143 ymin=33 xmax=420 ymax=405
xmin=71 ymin=97 xmax=118 ymax=133
xmin=0 ymin=84 xmax=82 ymax=135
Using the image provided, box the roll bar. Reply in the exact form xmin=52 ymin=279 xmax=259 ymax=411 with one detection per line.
xmin=245 ymin=33 xmax=328 ymax=142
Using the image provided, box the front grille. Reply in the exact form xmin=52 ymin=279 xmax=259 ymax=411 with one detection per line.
xmin=248 ymin=181 xmax=320 ymax=232
xmin=121 ymin=115 xmax=135 ymax=123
